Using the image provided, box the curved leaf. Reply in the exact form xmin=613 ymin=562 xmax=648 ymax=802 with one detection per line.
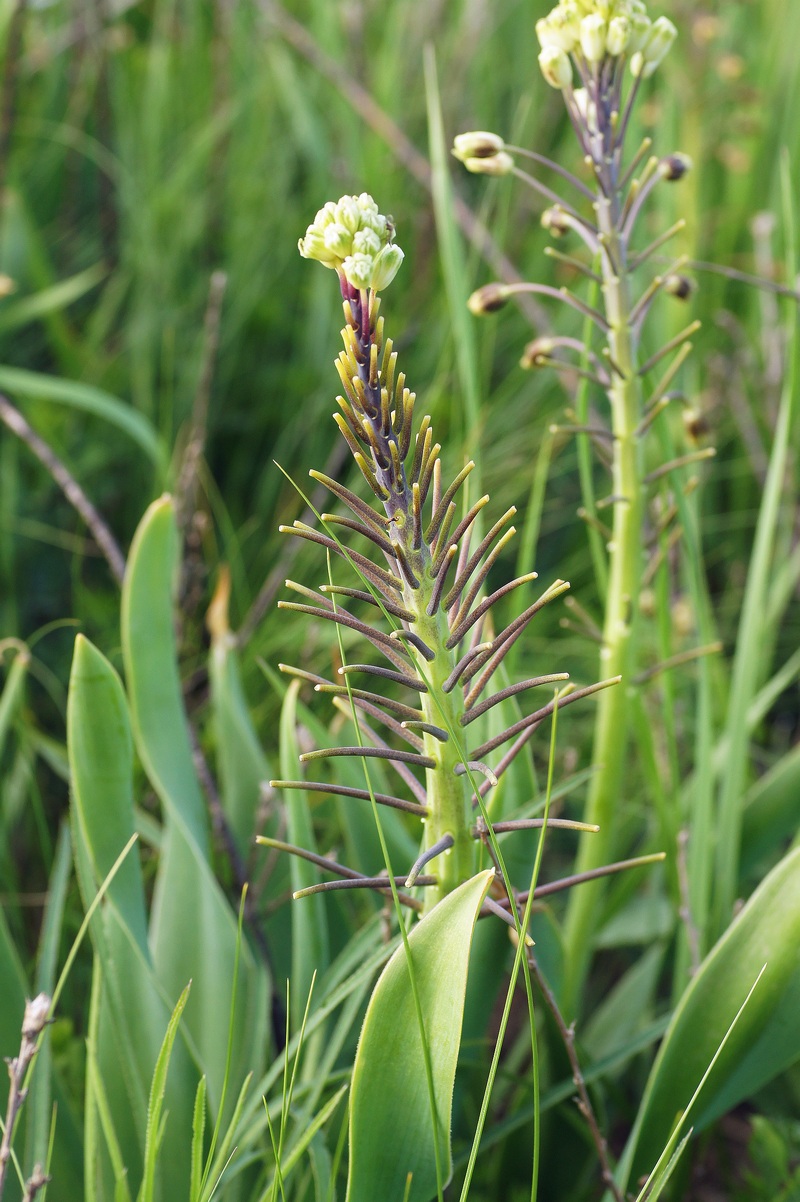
xmin=0 ymin=365 xmax=165 ymax=469
xmin=121 ymin=496 xmax=269 ymax=1120
xmin=624 ymin=846 xmax=800 ymax=1185
xmin=346 ymin=869 xmax=494 ymax=1202
xmin=68 ymin=634 xmax=196 ymax=1199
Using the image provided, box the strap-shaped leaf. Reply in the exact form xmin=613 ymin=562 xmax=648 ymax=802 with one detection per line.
xmin=121 ymin=496 xmax=269 ymax=1121
xmin=346 ymin=869 xmax=494 ymax=1202
xmin=623 ymin=846 xmax=800 ymax=1185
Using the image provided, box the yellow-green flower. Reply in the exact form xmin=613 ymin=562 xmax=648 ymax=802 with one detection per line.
xmin=298 ymin=193 xmax=403 ymax=292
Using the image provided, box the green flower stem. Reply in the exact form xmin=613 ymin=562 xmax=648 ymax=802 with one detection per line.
xmin=346 ymin=292 xmax=474 ymax=914
xmin=405 ymin=590 xmax=472 ymax=912
xmin=562 ymin=195 xmax=645 ymax=1017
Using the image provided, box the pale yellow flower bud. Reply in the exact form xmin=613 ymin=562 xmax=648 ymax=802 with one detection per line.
xmin=298 ymin=230 xmax=339 ymax=267
xmin=641 ymin=15 xmax=677 ymax=72
xmin=536 ymin=5 xmax=580 ymax=52
xmin=335 ymin=195 xmax=361 ymax=234
xmin=580 ymin=12 xmax=607 ymax=63
xmin=538 ymin=45 xmax=573 ymax=90
xmin=299 ymin=192 xmax=400 ymax=281
xmin=342 ymin=253 xmax=375 ymax=291
xmin=324 ymin=223 xmax=354 ymax=258
xmin=353 ymin=227 xmax=382 ymax=256
xmin=313 ymin=201 xmax=338 ymax=229
xmin=370 ymin=244 xmax=404 ymax=291
xmin=606 ymin=14 xmax=630 ymax=55
xmin=627 ymin=12 xmax=652 ymax=53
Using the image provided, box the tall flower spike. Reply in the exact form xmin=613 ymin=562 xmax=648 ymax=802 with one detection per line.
xmin=454 ymin=0 xmax=699 ymax=1014
xmin=272 ymin=197 xmax=616 ymax=915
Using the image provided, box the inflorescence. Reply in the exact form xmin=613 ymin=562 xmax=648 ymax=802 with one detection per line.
xmin=272 ymin=195 xmax=617 ymax=919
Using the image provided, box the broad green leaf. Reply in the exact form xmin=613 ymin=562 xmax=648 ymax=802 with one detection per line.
xmin=122 ymin=497 xmax=208 ymax=854
xmin=68 ymin=634 xmax=195 ymax=1199
xmin=624 ymin=846 xmax=800 ymax=1185
xmin=346 ymin=870 xmax=495 ymax=1202
xmin=740 ymin=742 xmax=800 ymax=875
xmin=122 ymin=496 xmax=269 ymax=1120
xmin=0 ymin=365 xmax=165 ymax=470
xmin=69 ymin=635 xmax=149 ymax=950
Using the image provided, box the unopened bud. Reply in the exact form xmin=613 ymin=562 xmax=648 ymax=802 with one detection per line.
xmin=541 ymin=206 xmax=571 ymax=237
xmin=627 ymin=12 xmax=652 ymax=53
xmin=323 ymin=222 xmax=354 ymax=258
xmin=452 ymin=131 xmax=506 ymax=161
xmin=342 ymin=253 xmax=375 ymax=291
xmin=538 ymin=45 xmax=573 ymax=90
xmin=353 ymin=227 xmax=382 ymax=256
xmin=579 ymin=13 xmax=607 ymax=63
xmin=633 ymin=15 xmax=677 ymax=76
xmin=370 ymin=244 xmax=404 ymax=291
xmin=536 ymin=6 xmax=580 ymax=53
xmin=664 ymin=273 xmax=696 ymax=300
xmin=335 ymin=195 xmax=361 ymax=234
xmin=606 ymin=14 xmax=630 ymax=56
xmin=467 ymin=283 xmax=511 ymax=315
xmin=660 ymin=152 xmax=692 ymax=181
xmin=520 ymin=337 xmax=555 ymax=369
xmin=463 ymin=151 xmax=515 ymax=176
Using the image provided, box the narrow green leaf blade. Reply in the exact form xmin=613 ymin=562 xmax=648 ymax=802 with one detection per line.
xmin=346 ymin=870 xmax=494 ymax=1202
xmin=0 ymin=365 xmax=165 ymax=469
xmin=139 ymin=983 xmax=192 ymax=1202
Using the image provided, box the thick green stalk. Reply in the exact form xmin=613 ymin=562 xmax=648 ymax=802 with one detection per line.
xmin=562 ymin=195 xmax=645 ymax=1017
xmin=347 ymin=291 xmax=475 ymax=913
xmin=406 ymin=590 xmax=473 ymax=911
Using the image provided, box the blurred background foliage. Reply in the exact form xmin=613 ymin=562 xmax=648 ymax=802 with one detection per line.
xmin=1 ymin=0 xmax=799 ymax=1197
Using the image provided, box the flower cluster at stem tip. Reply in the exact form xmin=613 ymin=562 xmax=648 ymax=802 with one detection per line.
xmin=536 ymin=0 xmax=677 ymax=89
xmin=298 ymin=192 xmax=404 ymax=292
